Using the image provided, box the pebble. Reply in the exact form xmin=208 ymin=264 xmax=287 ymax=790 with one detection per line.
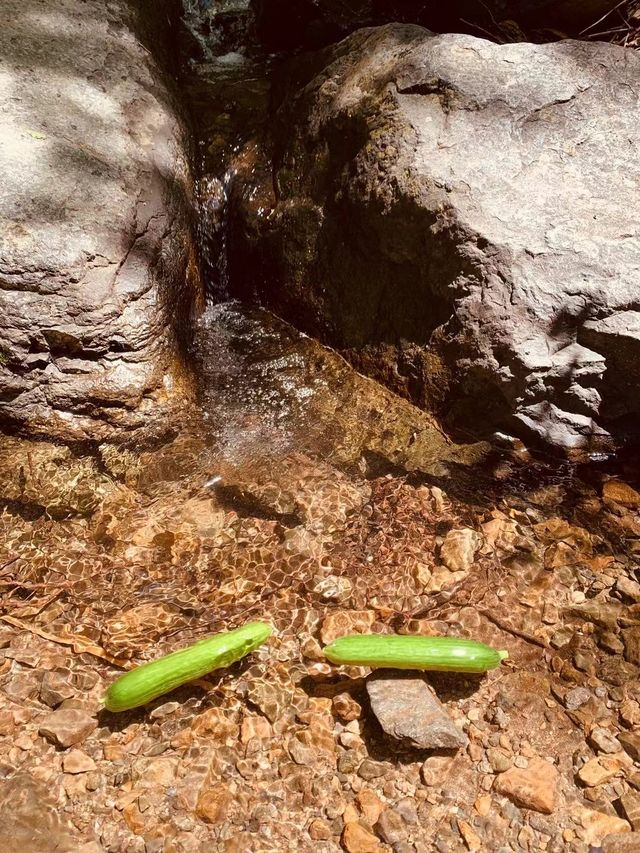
xmin=577 ymin=807 xmax=632 ymax=846
xmin=588 ymin=727 xmax=622 ymax=755
xmin=313 ymin=575 xmax=353 ymax=603
xmin=358 ymin=759 xmax=387 ymax=781
xmin=564 ymin=687 xmax=592 ymax=711
xmin=195 ymin=783 xmax=232 ymax=824
xmin=342 ymin=820 xmax=383 ymax=853
xmin=240 ymin=715 xmax=272 ymax=744
xmin=4 ymin=672 xmax=42 ymax=701
xmin=421 ymin=755 xmax=454 ymax=787
xmin=356 ymin=789 xmax=385 ymax=825
xmin=440 ymin=528 xmax=482 ymax=572
xmin=149 ymin=701 xmax=180 ymax=720
xmin=493 ymin=757 xmax=558 ymax=814
xmin=332 ymin=693 xmax=362 ymax=722
xmin=577 ymin=756 xmax=625 ymax=787
xmin=619 ymin=731 xmax=640 ymax=762
xmin=131 ymin=756 xmax=178 ymax=787
xmin=474 ymin=795 xmax=491 ymax=816
xmin=338 ymin=751 xmax=361 ymax=774
xmin=288 ymin=735 xmax=319 ymax=767
xmin=375 ymin=808 xmax=407 ymax=845
xmin=63 ymin=749 xmax=97 ymax=774
xmin=340 ymin=731 xmax=364 ymax=749
xmin=486 ymin=748 xmax=512 ymax=773
xmin=574 ymin=650 xmax=597 ymax=673
xmin=619 ymin=792 xmax=640 ymax=831
xmin=38 ymin=709 xmax=97 ymax=749
xmin=413 ymin=563 xmax=432 ymax=587
xmin=550 ymin=627 xmax=574 ymax=649
xmin=616 ymin=576 xmax=640 ymax=602
xmin=39 ymin=670 xmax=75 ymax=708
xmin=366 ymin=671 xmax=467 ymax=750
xmin=602 ymin=832 xmax=640 ymax=852
xmin=457 ymin=818 xmax=482 ymax=851
xmin=603 ymin=480 xmax=640 ymax=507
xmin=620 ymin=700 xmax=640 ymax=728
xmin=395 ymin=797 xmax=418 ymax=825
xmin=320 ymin=610 xmax=376 ymax=644
xmin=308 ymin=818 xmax=332 ymax=841
xmin=492 ymin=707 xmax=509 ymax=730
xmin=468 ymin=742 xmax=483 ymax=762
xmin=623 ymin=627 xmax=640 ymax=666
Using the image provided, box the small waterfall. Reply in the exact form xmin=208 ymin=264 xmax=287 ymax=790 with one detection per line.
xmin=195 ymin=165 xmax=237 ymax=302
xmin=179 ymin=0 xmax=270 ymax=304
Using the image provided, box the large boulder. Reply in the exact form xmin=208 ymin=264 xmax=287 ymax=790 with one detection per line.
xmin=229 ymin=25 xmax=640 ymax=450
xmin=0 ymin=0 xmax=202 ymax=443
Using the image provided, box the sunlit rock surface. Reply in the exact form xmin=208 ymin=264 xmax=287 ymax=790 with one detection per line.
xmin=0 ymin=0 xmax=201 ymax=442
xmin=229 ymin=25 xmax=640 ymax=450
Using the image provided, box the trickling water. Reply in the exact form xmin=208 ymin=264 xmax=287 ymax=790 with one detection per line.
xmin=195 ymin=167 xmax=237 ymax=300
xmin=181 ymin=0 xmax=272 ymax=302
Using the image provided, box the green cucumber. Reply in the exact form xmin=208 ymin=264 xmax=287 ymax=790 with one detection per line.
xmin=323 ymin=634 xmax=508 ymax=673
xmin=103 ymin=621 xmax=272 ymax=712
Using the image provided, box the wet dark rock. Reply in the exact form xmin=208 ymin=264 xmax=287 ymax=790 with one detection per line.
xmin=366 ymin=671 xmax=467 ymax=750
xmin=231 ymin=25 xmax=640 ymax=450
xmin=0 ymin=0 xmax=201 ymax=442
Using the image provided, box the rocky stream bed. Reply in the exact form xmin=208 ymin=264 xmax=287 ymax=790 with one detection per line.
xmin=2 ymin=1 xmax=640 ymax=851
xmin=2 ymin=304 xmax=640 ymax=852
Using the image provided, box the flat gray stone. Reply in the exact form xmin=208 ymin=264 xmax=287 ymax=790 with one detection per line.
xmin=366 ymin=670 xmax=467 ymax=750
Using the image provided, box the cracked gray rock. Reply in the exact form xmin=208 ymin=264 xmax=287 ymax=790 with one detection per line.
xmin=230 ymin=25 xmax=640 ymax=451
xmin=0 ymin=0 xmax=201 ymax=442
xmin=366 ymin=670 xmax=468 ymax=750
